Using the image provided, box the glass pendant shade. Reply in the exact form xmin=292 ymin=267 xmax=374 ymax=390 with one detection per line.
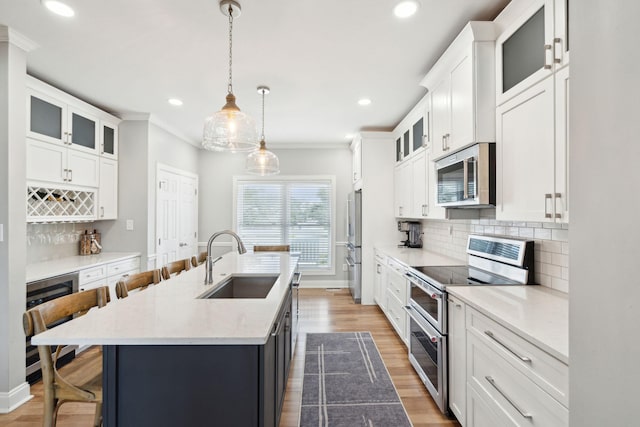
xmin=202 ymin=0 xmax=259 ymax=152
xmin=246 ymin=140 xmax=280 ymax=175
xmin=203 ymin=94 xmax=258 ymax=152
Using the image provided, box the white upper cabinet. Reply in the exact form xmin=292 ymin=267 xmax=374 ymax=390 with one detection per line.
xmin=496 ymin=0 xmax=569 ymax=223
xmin=25 ymin=76 xmax=121 ymax=222
xmin=99 ymin=158 xmax=118 ymax=220
xmin=27 ymin=138 xmax=99 ymax=188
xmin=496 ymin=0 xmax=569 ymax=106
xmin=422 ymin=21 xmax=497 ymax=161
xmin=28 ymin=89 xmax=100 ymax=155
xmin=497 ymin=77 xmax=555 ymax=222
xmin=100 ymin=120 xmax=119 ymax=159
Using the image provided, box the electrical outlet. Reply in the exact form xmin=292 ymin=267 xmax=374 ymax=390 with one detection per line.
xmin=342 ymin=263 xmax=348 ymax=272
xmin=126 ymin=219 xmax=134 ymax=231
xmin=448 ymin=225 xmax=453 ymax=235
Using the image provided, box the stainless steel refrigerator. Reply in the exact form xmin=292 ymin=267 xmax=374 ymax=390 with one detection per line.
xmin=346 ymin=190 xmax=362 ymax=303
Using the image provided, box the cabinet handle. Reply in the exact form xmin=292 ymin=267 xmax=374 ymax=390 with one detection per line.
xmin=445 ymin=133 xmax=450 ymax=151
xmin=441 ymin=135 xmax=446 ymax=152
xmin=376 ymin=265 xmax=381 ymax=274
xmin=100 ymin=207 xmax=105 ymax=218
xmin=485 ymin=376 xmax=533 ymax=419
xmin=484 ymin=330 xmax=532 ymax=363
xmin=553 ymin=37 xmax=562 ymax=64
xmin=544 ymin=193 xmax=553 ymax=218
xmin=101 ymin=143 xmax=105 ymax=154
xmin=544 ymin=44 xmax=553 ymax=69
xmin=399 ymin=206 xmax=403 ymax=217
xmin=68 ymin=169 xmax=73 ymax=182
xmin=67 ymin=132 xmax=73 ymax=144
xmin=554 ymin=193 xmax=562 ymax=219
xmin=62 ymin=168 xmax=68 ymax=181
xmin=353 ymin=172 xmax=357 ymax=181
xmin=422 ymin=204 xmax=427 ymax=216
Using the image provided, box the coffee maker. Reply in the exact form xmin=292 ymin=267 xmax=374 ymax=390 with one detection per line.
xmin=398 ymin=221 xmax=423 ymax=248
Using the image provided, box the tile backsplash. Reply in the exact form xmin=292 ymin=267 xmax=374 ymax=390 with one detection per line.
xmin=27 ymin=223 xmax=96 ymax=263
xmin=421 ymin=218 xmax=569 ymax=293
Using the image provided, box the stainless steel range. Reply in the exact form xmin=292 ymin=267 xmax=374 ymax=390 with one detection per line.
xmin=403 ymin=234 xmax=535 ymax=414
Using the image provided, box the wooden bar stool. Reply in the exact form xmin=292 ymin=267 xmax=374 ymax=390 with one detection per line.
xmin=23 ymin=286 xmax=110 ymax=427
xmin=115 ymin=269 xmax=162 ymax=299
xmin=253 ymin=245 xmax=290 ymax=252
xmin=191 ymin=251 xmax=207 ymax=268
xmin=161 ymin=258 xmax=192 ymax=281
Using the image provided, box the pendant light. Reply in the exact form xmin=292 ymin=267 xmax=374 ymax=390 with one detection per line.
xmin=246 ymin=86 xmax=280 ymax=175
xmin=202 ymin=0 xmax=258 ymax=152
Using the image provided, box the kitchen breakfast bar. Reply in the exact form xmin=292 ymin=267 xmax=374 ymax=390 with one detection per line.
xmin=31 ymin=252 xmax=299 ymax=427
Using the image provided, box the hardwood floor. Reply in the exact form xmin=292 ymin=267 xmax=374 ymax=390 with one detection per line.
xmin=0 ymin=288 xmax=459 ymax=427
xmin=280 ymin=288 xmax=459 ymax=427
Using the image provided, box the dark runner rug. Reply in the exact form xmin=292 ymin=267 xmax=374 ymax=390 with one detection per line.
xmin=299 ymin=332 xmax=413 ymax=427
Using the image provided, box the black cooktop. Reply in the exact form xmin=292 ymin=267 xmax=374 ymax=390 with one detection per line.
xmin=410 ymin=265 xmax=522 ymax=287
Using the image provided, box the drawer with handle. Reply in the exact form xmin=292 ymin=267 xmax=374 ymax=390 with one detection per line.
xmin=107 ymin=257 xmax=140 ymax=277
xmin=78 ymin=265 xmax=107 ymax=285
xmin=467 ymin=332 xmax=568 ymax=426
xmin=466 ymin=306 xmax=568 ymax=407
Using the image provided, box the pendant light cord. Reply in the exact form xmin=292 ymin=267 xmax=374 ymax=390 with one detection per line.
xmin=261 ymin=89 xmax=265 ymax=141
xmin=227 ymin=4 xmax=234 ymax=94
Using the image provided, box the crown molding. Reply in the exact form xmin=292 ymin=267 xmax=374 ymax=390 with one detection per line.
xmin=119 ymin=113 xmax=199 ymax=148
xmin=0 ymin=26 xmax=38 ymax=52
xmin=268 ymin=141 xmax=350 ymax=150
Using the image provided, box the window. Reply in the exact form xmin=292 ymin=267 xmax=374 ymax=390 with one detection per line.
xmin=234 ymin=176 xmax=335 ymax=273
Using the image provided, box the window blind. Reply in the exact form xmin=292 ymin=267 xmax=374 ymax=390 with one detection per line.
xmin=236 ymin=179 xmax=333 ymax=271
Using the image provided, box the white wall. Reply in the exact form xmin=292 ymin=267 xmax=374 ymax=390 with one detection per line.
xmin=569 ymin=1 xmax=640 ymax=425
xmin=198 ymin=146 xmax=351 ymax=284
xmin=99 ymin=120 xmax=150 ymax=260
xmin=101 ymin=119 xmax=199 ymax=268
xmin=0 ymin=29 xmax=30 ymax=412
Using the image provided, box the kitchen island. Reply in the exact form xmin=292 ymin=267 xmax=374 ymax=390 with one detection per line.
xmin=31 ymin=252 xmax=299 ymax=427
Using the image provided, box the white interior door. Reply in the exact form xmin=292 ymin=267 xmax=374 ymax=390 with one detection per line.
xmin=157 ymin=169 xmax=180 ymax=268
xmin=178 ymin=175 xmax=198 ymax=260
xmin=156 ymin=166 xmax=198 ymax=269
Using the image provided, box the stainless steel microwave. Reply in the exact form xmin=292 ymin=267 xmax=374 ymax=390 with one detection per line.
xmin=435 ymin=143 xmax=495 ymax=207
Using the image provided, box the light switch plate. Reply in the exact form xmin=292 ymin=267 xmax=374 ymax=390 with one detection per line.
xmin=125 ymin=220 xmax=134 ymax=231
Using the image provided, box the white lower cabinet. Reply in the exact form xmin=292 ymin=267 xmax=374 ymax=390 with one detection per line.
xmin=448 ymin=295 xmax=466 ymax=425
xmin=374 ymin=252 xmax=387 ymax=309
xmin=464 ymin=306 xmax=569 ymax=427
xmin=376 ymin=256 xmax=409 ymax=346
xmin=467 ymin=384 xmax=505 ymax=427
xmin=78 ymin=256 xmax=140 ymax=305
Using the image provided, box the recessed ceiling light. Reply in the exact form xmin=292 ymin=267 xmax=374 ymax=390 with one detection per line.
xmin=393 ymin=1 xmax=419 ymax=18
xmin=42 ymin=0 xmax=75 ymax=17
xmin=358 ymin=98 xmax=372 ymax=106
xmin=168 ymin=98 xmax=183 ymax=106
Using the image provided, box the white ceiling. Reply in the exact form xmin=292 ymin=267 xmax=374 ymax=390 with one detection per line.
xmin=0 ymin=0 xmax=509 ymax=147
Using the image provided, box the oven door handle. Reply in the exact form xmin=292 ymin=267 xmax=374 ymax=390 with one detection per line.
xmin=406 ymin=273 xmax=443 ymax=300
xmin=404 ymin=306 xmax=441 ymax=343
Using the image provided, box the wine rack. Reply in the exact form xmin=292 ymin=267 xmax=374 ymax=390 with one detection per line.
xmin=27 ymin=186 xmax=96 ymax=223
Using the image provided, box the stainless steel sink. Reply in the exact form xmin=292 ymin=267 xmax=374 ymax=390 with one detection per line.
xmin=199 ymin=274 xmax=279 ymax=299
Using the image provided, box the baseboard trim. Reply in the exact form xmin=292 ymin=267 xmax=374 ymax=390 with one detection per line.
xmin=299 ymin=279 xmax=348 ymax=289
xmin=0 ymin=382 xmax=32 ymax=413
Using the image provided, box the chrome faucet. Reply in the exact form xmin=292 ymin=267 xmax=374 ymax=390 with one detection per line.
xmin=204 ymin=230 xmax=247 ymax=284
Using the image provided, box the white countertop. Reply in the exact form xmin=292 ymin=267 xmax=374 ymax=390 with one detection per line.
xmin=375 ymin=246 xmax=465 ymax=267
xmin=447 ymin=285 xmax=568 ymax=364
xmin=27 ymin=252 xmax=141 ymax=283
xmin=31 ymin=252 xmax=298 ymax=346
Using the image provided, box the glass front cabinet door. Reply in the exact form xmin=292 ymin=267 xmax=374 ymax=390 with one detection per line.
xmin=496 ymin=0 xmax=568 ymax=105
xmin=28 ymin=90 xmax=99 ymax=154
